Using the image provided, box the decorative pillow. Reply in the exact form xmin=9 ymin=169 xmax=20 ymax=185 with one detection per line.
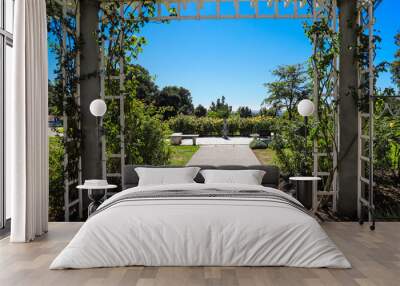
xmin=200 ymin=169 xmax=266 ymax=185
xmin=136 ymin=167 xmax=201 ymax=186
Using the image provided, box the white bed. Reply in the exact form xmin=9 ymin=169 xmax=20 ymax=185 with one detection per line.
xmin=50 ymin=183 xmax=351 ymax=269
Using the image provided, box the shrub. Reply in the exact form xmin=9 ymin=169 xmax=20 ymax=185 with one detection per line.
xmin=269 ymin=118 xmax=313 ymax=176
xmin=168 ymin=115 xmax=274 ymax=137
xmin=249 ymin=138 xmax=268 ymax=149
xmin=194 ymin=104 xmax=207 ymax=117
xmin=123 ymin=99 xmax=171 ymax=165
xmin=253 ymin=117 xmax=273 ymax=136
xmin=227 ymin=117 xmax=240 ymax=136
xmin=167 ymin=115 xmax=197 ymax=134
xmin=49 ymin=136 xmax=64 ymax=221
xmin=238 ymin=118 xmax=254 ymax=136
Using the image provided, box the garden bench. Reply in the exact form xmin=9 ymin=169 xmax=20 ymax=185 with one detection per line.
xmin=170 ymin=133 xmax=199 ymax=146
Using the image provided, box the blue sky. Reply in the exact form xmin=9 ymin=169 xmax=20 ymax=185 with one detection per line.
xmin=49 ymin=1 xmax=400 ymax=110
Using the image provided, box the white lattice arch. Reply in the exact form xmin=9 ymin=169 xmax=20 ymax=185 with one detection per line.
xmin=58 ymin=0 xmax=376 ymax=228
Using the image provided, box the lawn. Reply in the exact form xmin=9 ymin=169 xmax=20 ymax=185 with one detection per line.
xmin=169 ymin=145 xmax=200 ymax=166
xmin=252 ymin=148 xmax=276 ymax=165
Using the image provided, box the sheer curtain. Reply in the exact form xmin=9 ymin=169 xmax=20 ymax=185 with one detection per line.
xmin=7 ymin=0 xmax=48 ymax=242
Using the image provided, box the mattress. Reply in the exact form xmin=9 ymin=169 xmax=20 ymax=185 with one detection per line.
xmin=50 ymin=183 xmax=351 ymax=269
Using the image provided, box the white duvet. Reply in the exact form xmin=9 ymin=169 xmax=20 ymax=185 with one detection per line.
xmin=50 ymin=183 xmax=351 ymax=269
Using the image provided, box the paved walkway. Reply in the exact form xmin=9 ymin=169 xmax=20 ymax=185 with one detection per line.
xmin=187 ymin=145 xmax=261 ymax=166
xmin=181 ymin=137 xmax=253 ymax=146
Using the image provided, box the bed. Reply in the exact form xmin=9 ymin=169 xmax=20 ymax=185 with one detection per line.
xmin=50 ymin=165 xmax=351 ymax=269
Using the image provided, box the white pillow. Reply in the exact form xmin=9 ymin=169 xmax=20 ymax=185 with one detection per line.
xmin=136 ymin=167 xmax=201 ymax=186
xmin=200 ymin=169 xmax=266 ymax=185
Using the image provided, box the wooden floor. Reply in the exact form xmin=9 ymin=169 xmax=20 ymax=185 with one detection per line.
xmin=0 ymin=222 xmax=399 ymax=286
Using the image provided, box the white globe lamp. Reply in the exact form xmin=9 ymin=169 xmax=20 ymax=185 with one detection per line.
xmin=297 ymin=99 xmax=315 ymax=117
xmin=297 ymin=99 xmax=315 ymax=176
xmin=90 ymin=99 xmax=107 ymax=117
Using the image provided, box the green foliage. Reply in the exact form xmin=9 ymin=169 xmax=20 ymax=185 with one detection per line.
xmin=103 ymin=82 xmax=171 ymax=168
xmin=252 ymin=148 xmax=276 ymax=165
xmin=259 ymin=106 xmax=279 ymax=117
xmin=238 ymin=117 xmax=253 ymax=136
xmin=49 ymin=136 xmax=64 ymax=221
xmin=125 ymin=99 xmax=171 ymax=165
xmin=209 ymin=96 xmax=232 ymax=118
xmin=194 ymin=104 xmax=207 ymax=117
xmin=47 ymin=0 xmax=175 ymax=221
xmin=156 ymin=86 xmax=194 ymax=119
xmin=169 ymin=145 xmax=200 ymax=166
xmin=270 ymin=118 xmax=313 ymax=176
xmin=47 ymin=1 xmax=81 ymax=221
xmin=392 ymin=32 xmax=400 ymax=90
xmin=98 ymin=1 xmax=159 ymax=70
xmin=125 ymin=64 xmax=159 ymax=106
xmin=99 ymin=2 xmax=176 ymax=175
xmin=263 ymin=64 xmax=311 ymax=120
xmin=374 ymin=99 xmax=400 ymax=185
xmin=125 ymin=64 xmax=195 ymax=120
xmin=249 ymin=139 xmax=268 ymax=150
xmin=168 ymin=115 xmax=273 ymax=137
xmin=237 ymin=106 xmax=253 ymax=118
xmin=303 ymin=18 xmax=339 ymax=192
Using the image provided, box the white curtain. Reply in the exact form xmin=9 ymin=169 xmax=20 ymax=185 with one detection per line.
xmin=7 ymin=0 xmax=49 ymax=242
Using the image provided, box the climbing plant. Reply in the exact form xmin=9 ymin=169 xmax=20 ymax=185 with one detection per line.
xmin=46 ymin=1 xmax=177 ymax=219
xmin=304 ymin=16 xmax=339 ymax=194
xmin=47 ymin=0 xmax=81 ymax=220
xmin=98 ymin=1 xmax=177 ymax=182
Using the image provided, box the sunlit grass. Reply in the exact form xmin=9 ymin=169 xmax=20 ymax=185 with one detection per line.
xmin=252 ymin=148 xmax=276 ymax=165
xmin=169 ymin=145 xmax=200 ymax=166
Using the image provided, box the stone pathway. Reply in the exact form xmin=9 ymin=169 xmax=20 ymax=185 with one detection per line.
xmin=181 ymin=137 xmax=253 ymax=146
xmin=187 ymin=145 xmax=261 ymax=166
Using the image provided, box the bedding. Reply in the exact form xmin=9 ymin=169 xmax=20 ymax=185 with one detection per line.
xmin=135 ymin=167 xmax=200 ymax=186
xmin=200 ymin=169 xmax=266 ymax=185
xmin=50 ymin=183 xmax=351 ymax=269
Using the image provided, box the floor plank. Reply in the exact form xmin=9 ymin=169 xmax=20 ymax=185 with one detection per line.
xmin=0 ymin=222 xmax=399 ymax=286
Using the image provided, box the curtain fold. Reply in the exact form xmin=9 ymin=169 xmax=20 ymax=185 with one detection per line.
xmin=8 ymin=0 xmax=48 ymax=242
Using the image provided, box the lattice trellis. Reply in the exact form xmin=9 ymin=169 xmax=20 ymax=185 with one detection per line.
xmin=357 ymin=0 xmax=375 ymax=230
xmin=56 ymin=0 xmax=380 ymax=224
xmin=49 ymin=0 xmax=83 ymax=221
xmin=97 ymin=0 xmax=341 ymax=216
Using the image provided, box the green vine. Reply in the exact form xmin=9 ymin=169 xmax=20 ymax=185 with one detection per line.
xmin=352 ymin=1 xmax=389 ymax=112
xmin=47 ymin=0 xmax=81 ymax=220
xmin=97 ymin=1 xmax=175 ymax=185
xmin=304 ymin=14 xmax=339 ymax=197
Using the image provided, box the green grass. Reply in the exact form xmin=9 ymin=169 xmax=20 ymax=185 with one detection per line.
xmin=169 ymin=145 xmax=200 ymax=166
xmin=252 ymin=148 xmax=276 ymax=165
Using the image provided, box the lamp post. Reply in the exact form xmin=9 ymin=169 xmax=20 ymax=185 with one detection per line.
xmin=89 ymin=99 xmax=107 ymax=179
xmin=297 ymin=99 xmax=315 ymax=175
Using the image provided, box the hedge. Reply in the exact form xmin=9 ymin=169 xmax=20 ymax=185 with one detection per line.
xmin=168 ymin=115 xmax=274 ymax=137
xmin=249 ymin=138 xmax=268 ymax=149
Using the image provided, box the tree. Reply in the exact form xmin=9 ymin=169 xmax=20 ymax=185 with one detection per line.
xmin=259 ymin=106 xmax=279 ymax=117
xmin=48 ymin=82 xmax=62 ymax=116
xmin=209 ymin=96 xmax=232 ymax=118
xmin=392 ymin=32 xmax=400 ymax=90
xmin=194 ymin=104 xmax=207 ymax=117
xmin=125 ymin=64 xmax=159 ymax=105
xmin=123 ymin=99 xmax=170 ymax=165
xmin=155 ymin=86 xmax=194 ymax=119
xmin=237 ymin=106 xmax=253 ymax=118
xmin=263 ymin=64 xmax=311 ymax=120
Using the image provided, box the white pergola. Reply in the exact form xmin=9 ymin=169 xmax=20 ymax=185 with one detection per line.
xmin=54 ymin=0 xmax=375 ymax=228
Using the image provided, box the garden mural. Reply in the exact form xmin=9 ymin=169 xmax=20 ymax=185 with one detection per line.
xmin=46 ymin=1 xmax=399 ymax=221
